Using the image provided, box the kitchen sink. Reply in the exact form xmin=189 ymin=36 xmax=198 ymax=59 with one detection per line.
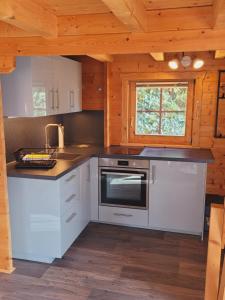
xmin=53 ymin=152 xmax=81 ymax=160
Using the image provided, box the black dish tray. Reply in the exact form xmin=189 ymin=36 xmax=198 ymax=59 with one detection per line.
xmin=14 ymin=148 xmax=57 ymax=169
xmin=14 ymin=148 xmax=57 ymax=162
xmin=15 ymin=160 xmax=57 ymax=169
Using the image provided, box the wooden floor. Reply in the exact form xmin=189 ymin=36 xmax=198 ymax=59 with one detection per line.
xmin=0 ymin=223 xmax=207 ymax=300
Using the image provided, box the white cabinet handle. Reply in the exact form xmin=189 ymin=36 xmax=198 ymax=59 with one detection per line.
xmin=50 ymin=89 xmax=54 ymax=109
xmin=65 ymin=194 xmax=76 ymax=203
xmin=69 ymin=90 xmax=73 ymax=108
xmin=149 ymin=165 xmax=156 ymax=184
xmin=66 ymin=212 xmax=77 ymax=223
xmin=113 ymin=213 xmax=133 ymax=217
xmin=55 ymin=89 xmax=59 ymax=109
xmin=71 ymin=90 xmax=75 ymax=108
xmin=102 ymin=171 xmax=145 ymax=177
xmin=65 ymin=174 xmax=76 ymax=182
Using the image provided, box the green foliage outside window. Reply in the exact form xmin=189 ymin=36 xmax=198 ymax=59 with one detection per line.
xmin=136 ymin=84 xmax=188 ymax=136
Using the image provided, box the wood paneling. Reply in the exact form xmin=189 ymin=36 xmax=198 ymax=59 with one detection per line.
xmin=106 ymin=53 xmax=225 ymax=195
xmin=0 ymin=82 xmax=13 ymax=273
xmin=0 ymin=7 xmax=214 ymax=37
xmin=35 ymin=0 xmax=110 ymax=16
xmin=0 ymin=0 xmax=57 ymax=38
xmin=79 ymin=56 xmax=105 ymax=111
xmin=143 ymin=0 xmax=212 ymax=10
xmin=101 ymin=0 xmax=148 ymax=32
xmin=0 ymin=56 xmax=15 ymax=73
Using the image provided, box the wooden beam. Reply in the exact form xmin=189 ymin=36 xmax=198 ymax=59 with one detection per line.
xmin=205 ymin=203 xmax=224 ymax=300
xmin=0 ymin=0 xmax=57 ymax=38
xmin=150 ymin=52 xmax=165 ymax=61
xmin=88 ymin=54 xmax=113 ymax=62
xmin=101 ymin=0 xmax=148 ymax=32
xmin=0 ymin=81 xmax=14 ymax=273
xmin=0 ymin=7 xmax=213 ymax=38
xmin=2 ymin=29 xmax=225 ymax=55
xmin=0 ymin=56 xmax=15 ymax=73
xmin=213 ymin=0 xmax=225 ymax=28
xmin=215 ymin=50 xmax=225 ymax=59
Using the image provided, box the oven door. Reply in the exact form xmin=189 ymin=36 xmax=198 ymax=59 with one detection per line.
xmin=99 ymin=168 xmax=148 ymax=209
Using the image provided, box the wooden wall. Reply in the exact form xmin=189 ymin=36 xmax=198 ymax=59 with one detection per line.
xmin=78 ymin=56 xmax=104 ymax=111
xmin=106 ymin=52 xmax=225 ymax=196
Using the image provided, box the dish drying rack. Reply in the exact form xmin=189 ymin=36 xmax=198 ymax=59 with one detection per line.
xmin=14 ymin=148 xmax=57 ymax=169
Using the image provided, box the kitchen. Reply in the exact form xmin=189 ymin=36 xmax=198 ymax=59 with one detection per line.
xmin=0 ymin=1 xmax=225 ymax=300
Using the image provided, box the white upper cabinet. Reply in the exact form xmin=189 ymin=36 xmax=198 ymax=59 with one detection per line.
xmin=1 ymin=56 xmax=82 ymax=117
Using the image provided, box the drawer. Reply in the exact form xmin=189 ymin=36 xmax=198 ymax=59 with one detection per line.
xmin=60 ymin=168 xmax=80 ymax=200
xmin=60 ymin=209 xmax=81 ymax=256
xmin=99 ymin=206 xmax=148 ymax=227
xmin=60 ymin=192 xmax=80 ymax=215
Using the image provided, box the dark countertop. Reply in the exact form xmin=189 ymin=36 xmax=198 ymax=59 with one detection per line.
xmin=7 ymin=145 xmax=214 ymax=180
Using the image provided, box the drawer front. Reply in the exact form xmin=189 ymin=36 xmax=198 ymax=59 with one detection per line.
xmin=60 ymin=209 xmax=81 ymax=256
xmin=60 ymin=169 xmax=80 ymax=213
xmin=99 ymin=206 xmax=148 ymax=227
xmin=61 ymin=192 xmax=80 ymax=215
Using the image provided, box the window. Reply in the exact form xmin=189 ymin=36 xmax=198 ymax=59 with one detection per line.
xmin=129 ymin=81 xmax=193 ymax=145
xmin=32 ymin=86 xmax=47 ymax=117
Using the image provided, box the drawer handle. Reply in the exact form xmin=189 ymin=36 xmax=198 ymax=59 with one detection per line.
xmin=66 ymin=212 xmax=77 ymax=223
xmin=65 ymin=194 xmax=76 ymax=203
xmin=65 ymin=174 xmax=76 ymax=182
xmin=113 ymin=213 xmax=133 ymax=217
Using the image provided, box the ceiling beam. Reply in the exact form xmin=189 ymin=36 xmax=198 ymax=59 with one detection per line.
xmin=1 ymin=29 xmax=225 ymax=56
xmin=0 ymin=6 xmax=212 ymax=38
xmin=215 ymin=50 xmax=225 ymax=58
xmin=150 ymin=52 xmax=165 ymax=61
xmin=213 ymin=0 xmax=225 ymax=28
xmin=101 ymin=0 xmax=148 ymax=32
xmin=0 ymin=0 xmax=57 ymax=38
xmin=0 ymin=56 xmax=15 ymax=73
xmin=87 ymin=54 xmax=113 ymax=62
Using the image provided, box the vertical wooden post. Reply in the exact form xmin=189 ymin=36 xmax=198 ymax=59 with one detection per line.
xmin=0 ymin=82 xmax=13 ymax=273
xmin=0 ymin=56 xmax=16 ymax=74
xmin=104 ymin=62 xmax=110 ymax=147
xmin=205 ymin=204 xmax=224 ymax=300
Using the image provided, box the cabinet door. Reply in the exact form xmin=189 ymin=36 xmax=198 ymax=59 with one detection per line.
xmin=90 ymin=157 xmax=99 ymax=221
xmin=148 ymin=160 xmax=206 ymax=235
xmin=31 ymin=57 xmax=54 ymax=116
xmin=1 ymin=57 xmax=33 ymax=117
xmin=68 ymin=61 xmax=82 ymax=113
xmin=80 ymin=160 xmax=91 ymax=230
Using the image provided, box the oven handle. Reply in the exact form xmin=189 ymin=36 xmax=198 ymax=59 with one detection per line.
xmin=101 ymin=171 xmax=145 ymax=177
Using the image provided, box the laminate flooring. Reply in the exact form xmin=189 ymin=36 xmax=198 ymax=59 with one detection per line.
xmin=0 ymin=223 xmax=208 ymax=300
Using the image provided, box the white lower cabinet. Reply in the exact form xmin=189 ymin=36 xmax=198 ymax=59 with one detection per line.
xmin=8 ymin=160 xmax=91 ymax=263
xmin=99 ymin=206 xmax=148 ymax=227
xmin=148 ymin=160 xmax=207 ymax=236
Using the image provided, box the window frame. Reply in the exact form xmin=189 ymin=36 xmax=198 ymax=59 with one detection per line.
xmin=128 ymin=80 xmax=194 ymax=145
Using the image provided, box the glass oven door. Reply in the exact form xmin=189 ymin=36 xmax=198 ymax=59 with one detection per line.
xmin=100 ymin=168 xmax=148 ymax=209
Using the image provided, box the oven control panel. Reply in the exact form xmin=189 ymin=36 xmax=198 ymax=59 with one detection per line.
xmin=99 ymin=157 xmax=149 ymax=169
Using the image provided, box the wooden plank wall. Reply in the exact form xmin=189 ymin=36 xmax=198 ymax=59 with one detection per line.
xmin=79 ymin=56 xmax=105 ymax=111
xmin=0 ymin=82 xmax=13 ymax=273
xmin=106 ymin=52 xmax=225 ymax=196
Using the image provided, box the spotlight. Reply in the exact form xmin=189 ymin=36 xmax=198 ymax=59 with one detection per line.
xmin=168 ymin=59 xmax=179 ymax=70
xmin=193 ymin=58 xmax=204 ymax=69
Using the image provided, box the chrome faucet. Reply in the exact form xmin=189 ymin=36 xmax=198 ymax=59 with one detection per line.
xmin=45 ymin=123 xmax=64 ymax=149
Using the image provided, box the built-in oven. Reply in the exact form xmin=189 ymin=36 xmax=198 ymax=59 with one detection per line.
xmin=99 ymin=158 xmax=149 ymax=209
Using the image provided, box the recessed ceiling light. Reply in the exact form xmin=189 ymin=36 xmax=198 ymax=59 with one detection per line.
xmin=168 ymin=59 xmax=179 ymax=70
xmin=193 ymin=58 xmax=204 ymax=69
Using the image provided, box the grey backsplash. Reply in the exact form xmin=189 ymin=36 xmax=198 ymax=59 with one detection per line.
xmin=4 ymin=111 xmax=104 ymax=163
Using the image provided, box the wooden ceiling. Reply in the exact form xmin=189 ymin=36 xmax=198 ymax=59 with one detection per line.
xmin=0 ymin=0 xmax=225 ymax=59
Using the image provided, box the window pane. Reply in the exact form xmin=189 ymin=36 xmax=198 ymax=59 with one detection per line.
xmin=32 ymin=87 xmax=47 ymax=117
xmin=136 ymin=87 xmax=160 ymax=111
xmin=162 ymin=87 xmax=187 ymax=111
xmin=161 ymin=112 xmax=186 ymax=136
xmin=136 ymin=112 xmax=160 ymax=135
